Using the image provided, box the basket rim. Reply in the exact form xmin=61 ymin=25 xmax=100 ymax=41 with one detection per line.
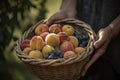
xmin=15 ymin=18 xmax=96 ymax=67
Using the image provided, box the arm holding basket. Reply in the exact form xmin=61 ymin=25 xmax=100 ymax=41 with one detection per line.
xmin=46 ymin=0 xmax=77 ymax=26
xmin=46 ymin=0 xmax=120 ymax=79
xmin=82 ymin=15 xmax=120 ymax=76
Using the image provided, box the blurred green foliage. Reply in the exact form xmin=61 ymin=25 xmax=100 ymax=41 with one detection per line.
xmin=0 ymin=0 xmax=48 ymax=54
xmin=0 ymin=0 xmax=48 ymax=80
xmin=0 ymin=0 xmax=61 ymax=80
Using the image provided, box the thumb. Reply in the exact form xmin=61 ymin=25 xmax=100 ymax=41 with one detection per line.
xmin=94 ymin=29 xmax=105 ymax=49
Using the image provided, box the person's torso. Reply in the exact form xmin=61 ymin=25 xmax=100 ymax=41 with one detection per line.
xmin=77 ymin=0 xmax=120 ymax=32
xmin=77 ymin=0 xmax=120 ymax=73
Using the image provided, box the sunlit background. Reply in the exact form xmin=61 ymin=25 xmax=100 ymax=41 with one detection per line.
xmin=0 ymin=0 xmax=61 ymax=80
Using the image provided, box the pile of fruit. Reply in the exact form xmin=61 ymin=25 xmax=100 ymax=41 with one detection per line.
xmin=21 ymin=23 xmax=89 ymax=59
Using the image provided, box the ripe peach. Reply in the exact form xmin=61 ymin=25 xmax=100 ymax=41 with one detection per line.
xmin=64 ymin=51 xmax=76 ymax=58
xmin=30 ymin=36 xmax=45 ymax=50
xmin=21 ymin=39 xmax=30 ymax=50
xmin=29 ymin=50 xmax=43 ymax=59
xmin=23 ymin=47 xmax=32 ymax=55
xmin=60 ymin=41 xmax=74 ymax=52
xmin=62 ymin=24 xmax=75 ymax=36
xmin=42 ymin=45 xmax=55 ymax=56
xmin=74 ymin=47 xmax=85 ymax=54
xmin=40 ymin=32 xmax=49 ymax=41
xmin=68 ymin=36 xmax=79 ymax=48
xmin=35 ymin=24 xmax=49 ymax=35
xmin=49 ymin=24 xmax=62 ymax=34
xmin=45 ymin=33 xmax=60 ymax=47
xmin=57 ymin=32 xmax=69 ymax=43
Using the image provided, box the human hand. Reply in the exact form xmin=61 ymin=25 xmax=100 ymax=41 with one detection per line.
xmin=45 ymin=0 xmax=77 ymax=26
xmin=79 ymin=27 xmax=112 ymax=78
xmin=46 ymin=10 xmax=76 ymax=26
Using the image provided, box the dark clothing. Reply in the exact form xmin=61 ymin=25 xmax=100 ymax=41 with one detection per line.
xmin=77 ymin=0 xmax=120 ymax=80
xmin=77 ymin=0 xmax=120 ymax=32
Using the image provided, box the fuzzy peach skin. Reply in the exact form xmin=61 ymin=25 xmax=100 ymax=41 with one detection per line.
xmin=57 ymin=32 xmax=69 ymax=43
xmin=49 ymin=24 xmax=62 ymax=34
xmin=64 ymin=50 xmax=76 ymax=58
xmin=29 ymin=50 xmax=43 ymax=59
xmin=68 ymin=36 xmax=79 ymax=48
xmin=45 ymin=33 xmax=60 ymax=47
xmin=62 ymin=24 xmax=75 ymax=36
xmin=21 ymin=39 xmax=30 ymax=50
xmin=30 ymin=36 xmax=45 ymax=50
xmin=35 ymin=24 xmax=49 ymax=35
xmin=23 ymin=47 xmax=32 ymax=55
xmin=74 ymin=47 xmax=85 ymax=54
xmin=40 ymin=32 xmax=49 ymax=41
xmin=60 ymin=41 xmax=74 ymax=52
xmin=42 ymin=45 xmax=55 ymax=56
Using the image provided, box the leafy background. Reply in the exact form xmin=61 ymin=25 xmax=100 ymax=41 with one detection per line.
xmin=0 ymin=0 xmax=61 ymax=80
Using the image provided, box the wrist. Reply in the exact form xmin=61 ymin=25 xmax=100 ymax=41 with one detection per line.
xmin=104 ymin=26 xmax=113 ymax=40
xmin=59 ymin=0 xmax=77 ymax=18
xmin=107 ymin=15 xmax=120 ymax=38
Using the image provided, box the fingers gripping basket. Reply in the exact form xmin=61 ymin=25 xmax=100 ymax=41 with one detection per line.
xmin=15 ymin=18 xmax=96 ymax=80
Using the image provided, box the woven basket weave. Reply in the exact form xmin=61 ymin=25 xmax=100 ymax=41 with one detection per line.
xmin=15 ymin=18 xmax=96 ymax=80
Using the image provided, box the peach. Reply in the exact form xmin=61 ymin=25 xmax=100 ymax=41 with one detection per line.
xmin=57 ymin=32 xmax=69 ymax=43
xmin=29 ymin=50 xmax=43 ymax=59
xmin=64 ymin=51 xmax=76 ymax=58
xmin=40 ymin=32 xmax=49 ymax=41
xmin=60 ymin=41 xmax=74 ymax=52
xmin=49 ymin=24 xmax=62 ymax=34
xmin=68 ymin=36 xmax=79 ymax=48
xmin=45 ymin=33 xmax=60 ymax=47
xmin=30 ymin=36 xmax=45 ymax=50
xmin=62 ymin=24 xmax=75 ymax=36
xmin=42 ymin=45 xmax=55 ymax=56
xmin=35 ymin=24 xmax=49 ymax=35
xmin=23 ymin=47 xmax=32 ymax=55
xmin=21 ymin=39 xmax=30 ymax=50
xmin=74 ymin=47 xmax=85 ymax=54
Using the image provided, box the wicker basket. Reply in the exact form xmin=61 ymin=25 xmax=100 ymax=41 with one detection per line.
xmin=15 ymin=18 xmax=96 ymax=80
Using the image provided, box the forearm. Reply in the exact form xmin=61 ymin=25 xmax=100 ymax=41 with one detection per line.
xmin=107 ymin=15 xmax=120 ymax=38
xmin=60 ymin=0 xmax=77 ymax=11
